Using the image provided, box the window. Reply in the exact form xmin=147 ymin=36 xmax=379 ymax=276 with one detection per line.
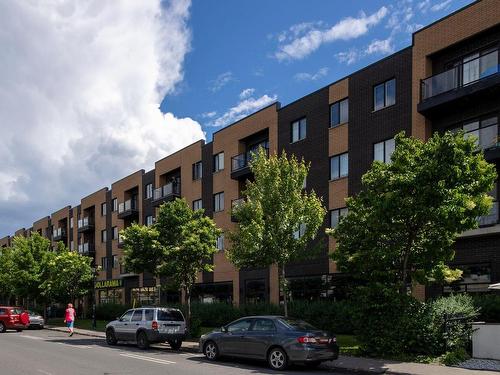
xmin=452 ymin=115 xmax=498 ymax=151
xmin=70 ymin=217 xmax=73 ymax=229
xmin=330 ymin=153 xmax=349 ymax=180
xmin=112 ymin=226 xmax=118 ymax=240
xmin=112 ymin=255 xmax=119 ymax=269
xmin=216 ymin=234 xmax=224 ymax=251
xmin=213 ymin=152 xmax=224 ymax=172
xmin=101 ymin=202 xmax=107 ymax=216
xmin=131 ymin=310 xmax=143 ymax=322
xmin=112 ymin=198 xmax=118 ymax=212
xmin=291 ymin=118 xmax=307 ymax=143
xmin=145 ymin=183 xmax=153 ymax=199
xmin=145 ymin=215 xmax=154 ymax=226
xmin=214 ymin=192 xmax=224 ymax=212
xmin=193 ymin=199 xmax=203 ymax=211
xmin=157 ymin=308 xmax=184 ymax=321
xmin=144 ymin=309 xmax=154 ymax=321
xmin=101 ymin=257 xmax=108 ymax=271
xmin=374 ymin=78 xmax=396 ymax=111
xmin=252 ymin=319 xmax=276 ymax=332
xmin=192 ymin=161 xmax=203 ymax=180
xmin=70 ymin=241 xmax=74 ymax=251
xmin=374 ymin=138 xmax=395 ymax=163
xmin=293 ymin=223 xmax=306 ymax=239
xmin=227 ymin=319 xmax=253 ymax=333
xmin=302 ymin=177 xmax=307 ymax=190
xmin=120 ymin=310 xmax=134 ymax=322
xmin=101 ymin=229 xmax=107 ymax=243
xmin=478 ymin=182 xmax=498 ymax=226
xmin=330 ymin=98 xmax=349 ymax=127
xmin=330 ymin=208 xmax=348 ymax=229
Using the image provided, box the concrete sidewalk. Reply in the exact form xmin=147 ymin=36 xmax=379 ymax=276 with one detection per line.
xmin=45 ymin=326 xmax=498 ymax=375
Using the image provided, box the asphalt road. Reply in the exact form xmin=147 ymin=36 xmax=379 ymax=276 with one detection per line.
xmin=0 ymin=329 xmax=348 ymax=375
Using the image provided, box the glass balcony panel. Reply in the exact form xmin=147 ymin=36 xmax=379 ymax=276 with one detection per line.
xmin=232 ymin=154 xmax=247 ymax=171
xmin=422 ymin=68 xmax=458 ymax=99
xmin=478 ymin=201 xmax=498 ymax=226
xmin=153 ymin=187 xmax=162 ymax=200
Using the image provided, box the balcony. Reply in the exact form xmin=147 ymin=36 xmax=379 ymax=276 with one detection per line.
xmin=117 ymin=198 xmax=139 ymax=220
xmin=418 ymin=50 xmax=500 ymax=115
xmin=231 ymin=198 xmax=245 ymax=222
xmin=152 ymin=181 xmax=181 ymax=207
xmin=231 ymin=147 xmax=269 ymax=180
xmin=77 ymin=217 xmax=94 ymax=233
xmin=52 ymin=227 xmax=67 ymax=242
xmin=78 ymin=242 xmax=95 ymax=255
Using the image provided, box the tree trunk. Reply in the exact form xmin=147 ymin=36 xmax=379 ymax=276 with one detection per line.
xmin=281 ymin=266 xmax=288 ymax=317
xmin=400 ymin=252 xmax=410 ymax=295
xmin=185 ymin=286 xmax=191 ymax=334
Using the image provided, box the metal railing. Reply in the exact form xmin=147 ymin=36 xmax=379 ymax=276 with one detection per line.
xmin=231 ymin=146 xmax=269 ymax=172
xmin=421 ymin=50 xmax=498 ymax=100
xmin=118 ymin=198 xmax=137 ymax=214
xmin=52 ymin=227 xmax=66 ymax=238
xmin=78 ymin=242 xmax=94 ymax=254
xmin=77 ymin=217 xmax=93 ymax=228
xmin=153 ymin=181 xmax=181 ymax=201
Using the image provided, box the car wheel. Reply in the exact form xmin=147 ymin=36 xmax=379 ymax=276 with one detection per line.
xmin=268 ymin=347 xmax=288 ymax=371
xmin=136 ymin=331 xmax=150 ymax=350
xmin=106 ymin=328 xmax=118 ymax=346
xmin=0 ymin=322 xmax=6 ymax=333
xmin=168 ymin=339 xmax=182 ymax=350
xmin=204 ymin=341 xmax=219 ymax=361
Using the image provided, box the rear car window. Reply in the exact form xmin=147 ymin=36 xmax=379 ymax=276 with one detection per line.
xmin=157 ymin=309 xmax=184 ymax=322
xmin=9 ymin=308 xmax=23 ymax=315
xmin=144 ymin=309 xmax=154 ymax=321
xmin=279 ymin=318 xmax=317 ymax=331
xmin=0 ymin=309 xmax=6 ymax=315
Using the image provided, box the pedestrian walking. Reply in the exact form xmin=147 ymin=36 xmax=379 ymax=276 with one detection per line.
xmin=64 ymin=303 xmax=76 ymax=337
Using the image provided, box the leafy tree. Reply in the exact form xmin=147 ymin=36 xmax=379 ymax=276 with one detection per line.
xmin=0 ymin=247 xmax=15 ymax=303
xmin=122 ymin=198 xmax=221 ymax=327
xmin=40 ymin=249 xmax=94 ymax=304
xmin=227 ymin=148 xmax=326 ymax=316
xmin=329 ymin=131 xmax=496 ymax=292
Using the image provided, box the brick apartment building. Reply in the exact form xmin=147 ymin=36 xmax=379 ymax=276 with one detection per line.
xmin=1 ymin=0 xmax=499 ymax=306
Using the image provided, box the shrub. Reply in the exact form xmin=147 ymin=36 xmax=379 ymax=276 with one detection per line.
xmin=95 ymin=303 xmax=131 ymax=321
xmin=473 ymin=294 xmax=500 ymax=323
xmin=440 ymin=348 xmax=469 ymax=366
xmin=288 ymin=300 xmax=355 ymax=334
xmin=427 ymin=294 xmax=478 ymax=354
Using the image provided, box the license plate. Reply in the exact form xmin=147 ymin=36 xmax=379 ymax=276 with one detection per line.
xmin=166 ymin=327 xmax=179 ymax=334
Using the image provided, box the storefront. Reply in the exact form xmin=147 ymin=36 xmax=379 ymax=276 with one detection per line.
xmin=131 ymin=286 xmax=159 ymax=306
xmin=95 ymin=279 xmax=124 ymax=305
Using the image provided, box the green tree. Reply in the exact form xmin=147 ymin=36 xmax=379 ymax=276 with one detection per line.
xmin=329 ymin=131 xmax=496 ymax=292
xmin=40 ymin=248 xmax=94 ymax=304
xmin=0 ymin=247 xmax=15 ymax=303
xmin=122 ymin=198 xmax=221 ymax=327
xmin=227 ymin=148 xmax=326 ymax=316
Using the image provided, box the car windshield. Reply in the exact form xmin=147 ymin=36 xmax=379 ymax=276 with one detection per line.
xmin=279 ymin=318 xmax=318 ymax=331
xmin=157 ymin=309 xmax=184 ymax=322
xmin=10 ymin=308 xmax=23 ymax=315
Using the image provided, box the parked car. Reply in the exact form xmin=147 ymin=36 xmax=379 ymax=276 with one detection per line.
xmin=200 ymin=316 xmax=339 ymax=370
xmin=105 ymin=307 xmax=187 ymax=350
xmin=27 ymin=310 xmax=44 ymax=329
xmin=0 ymin=306 xmax=30 ymax=333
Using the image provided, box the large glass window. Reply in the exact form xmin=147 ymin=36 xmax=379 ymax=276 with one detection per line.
xmin=291 ymin=118 xmax=307 ymax=143
xmin=374 ymin=138 xmax=395 ymax=163
xmin=213 ymin=153 xmax=224 ymax=172
xmin=214 ymin=192 xmax=224 ymax=212
xmin=101 ymin=257 xmax=108 ymax=270
xmin=330 ymin=153 xmax=348 ymax=180
xmin=101 ymin=229 xmax=107 ymax=243
xmin=112 ymin=226 xmax=118 ymax=240
xmin=293 ymin=223 xmax=306 ymax=239
xmin=478 ymin=182 xmax=498 ymax=226
xmin=192 ymin=282 xmax=233 ymax=304
xmin=330 ymin=208 xmax=348 ymax=229
xmin=98 ymin=289 xmax=123 ymax=305
xmin=131 ymin=287 xmax=158 ymax=306
xmin=193 ymin=199 xmax=203 ymax=211
xmin=145 ymin=183 xmax=153 ymax=199
xmin=287 ymin=275 xmax=337 ymax=301
xmin=112 ymin=198 xmax=118 ymax=212
xmin=330 ymin=98 xmax=349 ymax=127
xmin=444 ymin=264 xmax=492 ymax=294
xmin=145 ymin=215 xmax=153 ymax=226
xmin=193 ymin=161 xmax=203 ymax=180
xmin=245 ymin=279 xmax=266 ymax=304
xmin=452 ymin=115 xmax=498 ymax=151
xmin=101 ymin=202 xmax=107 ymax=216
xmin=374 ymin=78 xmax=396 ymax=111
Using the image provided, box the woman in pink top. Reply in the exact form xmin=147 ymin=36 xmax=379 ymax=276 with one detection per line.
xmin=64 ymin=303 xmax=76 ymax=336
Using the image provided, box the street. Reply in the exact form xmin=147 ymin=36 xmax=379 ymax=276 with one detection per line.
xmin=0 ymin=329 xmax=348 ymax=375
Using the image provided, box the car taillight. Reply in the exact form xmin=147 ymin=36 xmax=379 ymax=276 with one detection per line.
xmin=152 ymin=321 xmax=158 ymax=330
xmin=297 ymin=336 xmax=317 ymax=344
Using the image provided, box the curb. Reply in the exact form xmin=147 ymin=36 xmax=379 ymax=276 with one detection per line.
xmin=327 ymin=365 xmax=386 ymax=375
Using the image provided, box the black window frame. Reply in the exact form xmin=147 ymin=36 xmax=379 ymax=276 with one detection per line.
xmin=291 ymin=117 xmax=307 ymax=143
xmin=373 ymin=138 xmax=396 ymax=164
xmin=101 ymin=202 xmax=107 ymax=216
xmin=330 ymin=207 xmax=348 ymax=229
xmin=214 ymin=192 xmax=224 ymax=212
xmin=373 ymin=78 xmax=396 ymax=111
xmin=101 ymin=229 xmax=107 ymax=243
xmin=101 ymin=256 xmax=108 ymax=271
xmin=329 ymin=152 xmax=349 ymax=180
xmin=112 ymin=198 xmax=118 ymax=212
xmin=192 ymin=161 xmax=203 ymax=180
xmin=193 ymin=199 xmax=203 ymax=211
xmin=112 ymin=226 xmax=118 ymax=240
xmin=145 ymin=183 xmax=153 ymax=199
xmin=330 ymin=98 xmax=349 ymax=127
xmin=213 ymin=152 xmax=224 ymax=172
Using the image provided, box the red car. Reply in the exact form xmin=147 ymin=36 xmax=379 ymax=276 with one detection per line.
xmin=0 ymin=306 xmax=30 ymax=332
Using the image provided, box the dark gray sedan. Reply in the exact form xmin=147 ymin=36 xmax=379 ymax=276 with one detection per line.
xmin=199 ymin=316 xmax=338 ymax=370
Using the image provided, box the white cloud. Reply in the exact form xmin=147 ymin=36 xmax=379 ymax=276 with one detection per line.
xmin=335 ymin=49 xmax=361 ymax=65
xmin=294 ymin=67 xmax=329 ymax=82
xmin=365 ymin=38 xmax=394 ymax=55
xmin=0 ymin=0 xmax=205 ymax=236
xmin=210 ymin=94 xmax=277 ymax=128
xmin=201 ymin=111 xmax=217 ymax=118
xmin=209 ymin=71 xmax=235 ymax=92
xmin=274 ymin=7 xmax=388 ymax=61
xmin=417 ymin=0 xmax=431 ymax=12
xmin=430 ymin=0 xmax=452 ymax=12
xmin=239 ymin=88 xmax=255 ymax=99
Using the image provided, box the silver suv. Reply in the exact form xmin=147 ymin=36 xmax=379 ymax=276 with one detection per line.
xmin=105 ymin=307 xmax=186 ymax=350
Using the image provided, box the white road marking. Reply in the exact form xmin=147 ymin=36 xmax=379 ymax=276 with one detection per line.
xmin=119 ymin=353 xmax=176 ymax=365
xmin=37 ymin=370 xmax=53 ymax=375
xmin=20 ymin=335 xmax=44 ymax=340
xmin=52 ymin=342 xmax=92 ymax=348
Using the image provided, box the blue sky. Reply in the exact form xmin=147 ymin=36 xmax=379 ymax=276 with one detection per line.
xmin=162 ymin=0 xmax=474 ymax=141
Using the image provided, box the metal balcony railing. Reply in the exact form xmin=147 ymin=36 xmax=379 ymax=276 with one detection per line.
xmin=77 ymin=217 xmax=93 ymax=229
xmin=421 ymin=50 xmax=499 ymax=100
xmin=153 ymin=181 xmax=181 ymax=201
xmin=231 ymin=147 xmax=269 ymax=172
xmin=52 ymin=227 xmax=66 ymax=238
xmin=78 ymin=242 xmax=94 ymax=254
xmin=118 ymin=198 xmax=137 ymax=214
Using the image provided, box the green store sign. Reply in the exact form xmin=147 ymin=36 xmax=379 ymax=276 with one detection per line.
xmin=95 ymin=279 xmax=123 ymax=289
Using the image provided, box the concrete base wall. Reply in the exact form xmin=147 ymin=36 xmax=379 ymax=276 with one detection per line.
xmin=472 ymin=323 xmax=500 ymax=360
